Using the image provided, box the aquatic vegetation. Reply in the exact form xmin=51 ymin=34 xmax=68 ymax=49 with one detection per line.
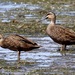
xmin=25 ymin=67 xmax=75 ymax=75
xmin=0 ymin=22 xmax=47 ymax=35
xmin=0 ymin=0 xmax=75 ymax=75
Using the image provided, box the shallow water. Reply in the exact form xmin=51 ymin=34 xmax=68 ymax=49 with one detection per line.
xmin=0 ymin=0 xmax=75 ymax=25
xmin=0 ymin=36 xmax=75 ymax=75
xmin=0 ymin=0 xmax=75 ymax=75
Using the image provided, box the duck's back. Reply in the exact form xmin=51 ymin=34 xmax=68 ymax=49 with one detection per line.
xmin=2 ymin=34 xmax=40 ymax=51
xmin=46 ymin=25 xmax=75 ymax=45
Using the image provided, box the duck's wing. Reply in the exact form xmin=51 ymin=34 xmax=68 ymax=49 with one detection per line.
xmin=50 ymin=26 xmax=75 ymax=43
xmin=8 ymin=34 xmax=37 ymax=45
xmin=1 ymin=34 xmax=40 ymax=51
xmin=61 ymin=26 xmax=75 ymax=39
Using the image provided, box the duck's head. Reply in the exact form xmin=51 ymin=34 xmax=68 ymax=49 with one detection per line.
xmin=46 ymin=12 xmax=56 ymax=19
xmin=37 ymin=12 xmax=56 ymax=23
xmin=0 ymin=34 xmax=4 ymax=46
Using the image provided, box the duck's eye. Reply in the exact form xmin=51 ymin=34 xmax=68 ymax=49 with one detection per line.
xmin=47 ymin=13 xmax=50 ymax=15
xmin=47 ymin=13 xmax=52 ymax=15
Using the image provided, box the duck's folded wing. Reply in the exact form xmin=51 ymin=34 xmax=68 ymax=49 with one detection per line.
xmin=56 ymin=26 xmax=75 ymax=41
xmin=10 ymin=34 xmax=37 ymax=45
xmin=64 ymin=28 xmax=75 ymax=41
xmin=51 ymin=26 xmax=75 ymax=42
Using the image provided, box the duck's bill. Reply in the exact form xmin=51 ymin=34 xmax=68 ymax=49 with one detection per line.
xmin=36 ymin=16 xmax=48 ymax=22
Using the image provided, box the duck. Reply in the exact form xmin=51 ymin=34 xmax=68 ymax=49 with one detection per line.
xmin=45 ymin=12 xmax=75 ymax=51
xmin=0 ymin=34 xmax=40 ymax=60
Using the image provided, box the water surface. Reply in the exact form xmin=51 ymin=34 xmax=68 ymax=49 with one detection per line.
xmin=0 ymin=36 xmax=75 ymax=75
xmin=0 ymin=0 xmax=75 ymax=75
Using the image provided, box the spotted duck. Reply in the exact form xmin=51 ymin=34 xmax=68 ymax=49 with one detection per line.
xmin=45 ymin=12 xmax=75 ymax=51
xmin=0 ymin=34 xmax=40 ymax=60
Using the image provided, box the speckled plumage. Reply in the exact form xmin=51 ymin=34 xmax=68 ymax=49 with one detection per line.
xmin=0 ymin=34 xmax=40 ymax=60
xmin=46 ymin=12 xmax=75 ymax=51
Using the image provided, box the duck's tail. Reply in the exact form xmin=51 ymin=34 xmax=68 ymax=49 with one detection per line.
xmin=34 ymin=44 xmax=42 ymax=48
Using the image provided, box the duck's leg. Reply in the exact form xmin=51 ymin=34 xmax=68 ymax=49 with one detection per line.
xmin=18 ymin=51 xmax=20 ymax=61
xmin=60 ymin=45 xmax=66 ymax=51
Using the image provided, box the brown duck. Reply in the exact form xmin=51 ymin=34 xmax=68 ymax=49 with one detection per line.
xmin=45 ymin=12 xmax=75 ymax=51
xmin=0 ymin=34 xmax=40 ymax=60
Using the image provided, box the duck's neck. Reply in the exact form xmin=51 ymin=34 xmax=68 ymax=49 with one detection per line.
xmin=0 ymin=38 xmax=4 ymax=46
xmin=46 ymin=15 xmax=56 ymax=35
xmin=47 ymin=18 xmax=56 ymax=32
xmin=50 ymin=17 xmax=56 ymax=25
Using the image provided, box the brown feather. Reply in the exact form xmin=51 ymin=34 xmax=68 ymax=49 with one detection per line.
xmin=0 ymin=34 xmax=40 ymax=60
xmin=47 ymin=25 xmax=75 ymax=45
xmin=46 ymin=12 xmax=75 ymax=51
xmin=1 ymin=34 xmax=40 ymax=51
